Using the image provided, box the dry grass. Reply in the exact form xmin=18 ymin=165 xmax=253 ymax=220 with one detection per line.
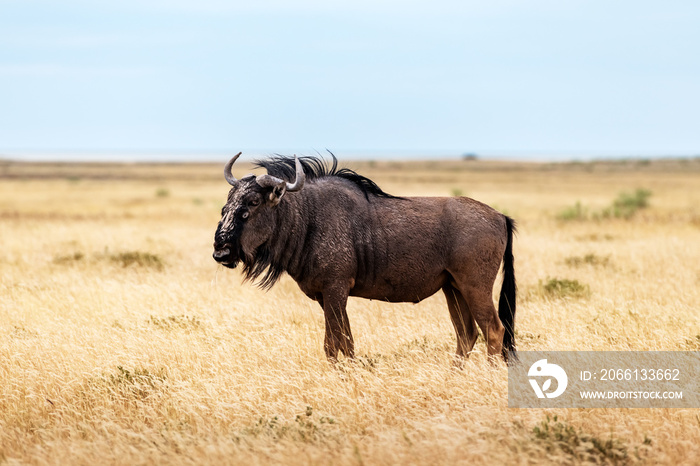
xmin=1 ymin=157 xmax=700 ymax=465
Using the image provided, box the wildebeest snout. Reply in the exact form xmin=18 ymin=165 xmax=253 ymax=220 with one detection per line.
xmin=212 ymin=246 xmax=231 ymax=261
xmin=212 ymin=242 xmax=237 ymax=267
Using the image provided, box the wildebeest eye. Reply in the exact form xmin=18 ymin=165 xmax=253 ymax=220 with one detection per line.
xmin=249 ymin=199 xmax=260 ymax=207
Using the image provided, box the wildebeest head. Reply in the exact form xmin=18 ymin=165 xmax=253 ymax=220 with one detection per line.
xmin=213 ymin=153 xmax=305 ymax=269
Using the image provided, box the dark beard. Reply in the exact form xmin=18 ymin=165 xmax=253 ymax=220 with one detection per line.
xmin=241 ymin=244 xmax=284 ymax=290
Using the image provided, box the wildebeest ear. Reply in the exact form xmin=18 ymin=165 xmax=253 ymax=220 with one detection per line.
xmin=267 ymin=183 xmax=287 ymax=206
xmin=255 ymin=174 xmax=287 ymax=206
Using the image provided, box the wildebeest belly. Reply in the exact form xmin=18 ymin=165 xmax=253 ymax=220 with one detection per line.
xmin=350 ymin=270 xmax=449 ymax=303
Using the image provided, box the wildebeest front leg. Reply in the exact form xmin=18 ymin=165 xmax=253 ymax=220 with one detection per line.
xmin=321 ymin=287 xmax=354 ymax=361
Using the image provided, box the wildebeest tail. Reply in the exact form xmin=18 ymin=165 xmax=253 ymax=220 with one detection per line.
xmin=499 ymin=215 xmax=518 ymax=363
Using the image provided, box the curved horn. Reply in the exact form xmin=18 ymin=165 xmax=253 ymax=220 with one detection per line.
xmin=224 ymin=152 xmax=243 ymax=187
xmin=255 ymin=174 xmax=285 ymax=188
xmin=285 ymin=155 xmax=305 ymax=192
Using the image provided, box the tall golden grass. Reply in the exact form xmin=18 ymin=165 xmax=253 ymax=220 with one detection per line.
xmin=1 ymin=158 xmax=699 ymax=464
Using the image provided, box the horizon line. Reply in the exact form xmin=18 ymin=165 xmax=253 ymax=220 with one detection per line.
xmin=2 ymin=149 xmax=699 ymax=164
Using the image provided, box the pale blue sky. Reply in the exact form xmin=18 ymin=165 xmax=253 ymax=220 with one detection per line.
xmin=1 ymin=0 xmax=699 ymax=160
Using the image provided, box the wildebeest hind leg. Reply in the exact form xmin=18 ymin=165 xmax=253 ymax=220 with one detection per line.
xmin=321 ymin=287 xmax=354 ymax=362
xmin=459 ymin=285 xmax=505 ymax=362
xmin=442 ymin=284 xmax=479 ymax=366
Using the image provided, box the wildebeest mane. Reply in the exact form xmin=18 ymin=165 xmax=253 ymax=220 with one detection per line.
xmin=253 ymin=152 xmax=401 ymax=200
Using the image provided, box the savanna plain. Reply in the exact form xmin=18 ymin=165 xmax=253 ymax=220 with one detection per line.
xmin=1 ymin=157 xmax=700 ymax=465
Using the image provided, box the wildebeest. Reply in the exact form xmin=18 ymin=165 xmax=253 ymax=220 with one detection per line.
xmin=213 ymin=153 xmax=517 ymax=364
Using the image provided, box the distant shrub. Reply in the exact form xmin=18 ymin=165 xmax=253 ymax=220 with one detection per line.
xmin=109 ymin=251 xmax=164 ymax=270
xmin=684 ymin=335 xmax=700 ymax=350
xmin=574 ymin=233 xmax=616 ymax=242
xmin=11 ymin=325 xmax=39 ymax=338
xmin=156 ymin=188 xmax=170 ymax=198
xmin=532 ymin=415 xmax=632 ymax=464
xmin=107 ymin=366 xmax=167 ymax=399
xmin=564 ymin=253 xmax=610 ymax=268
xmin=451 ymin=188 xmax=464 ymax=197
xmin=53 ymin=251 xmax=85 ymax=264
xmin=556 ymin=189 xmax=652 ymax=221
xmin=147 ymin=314 xmax=202 ymax=331
xmin=599 ymin=188 xmax=652 ymax=219
xmin=53 ymin=250 xmax=165 ymax=271
xmin=541 ymin=278 xmax=590 ymax=298
xmin=241 ymin=406 xmax=337 ymax=443
xmin=556 ymin=201 xmax=586 ymax=221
